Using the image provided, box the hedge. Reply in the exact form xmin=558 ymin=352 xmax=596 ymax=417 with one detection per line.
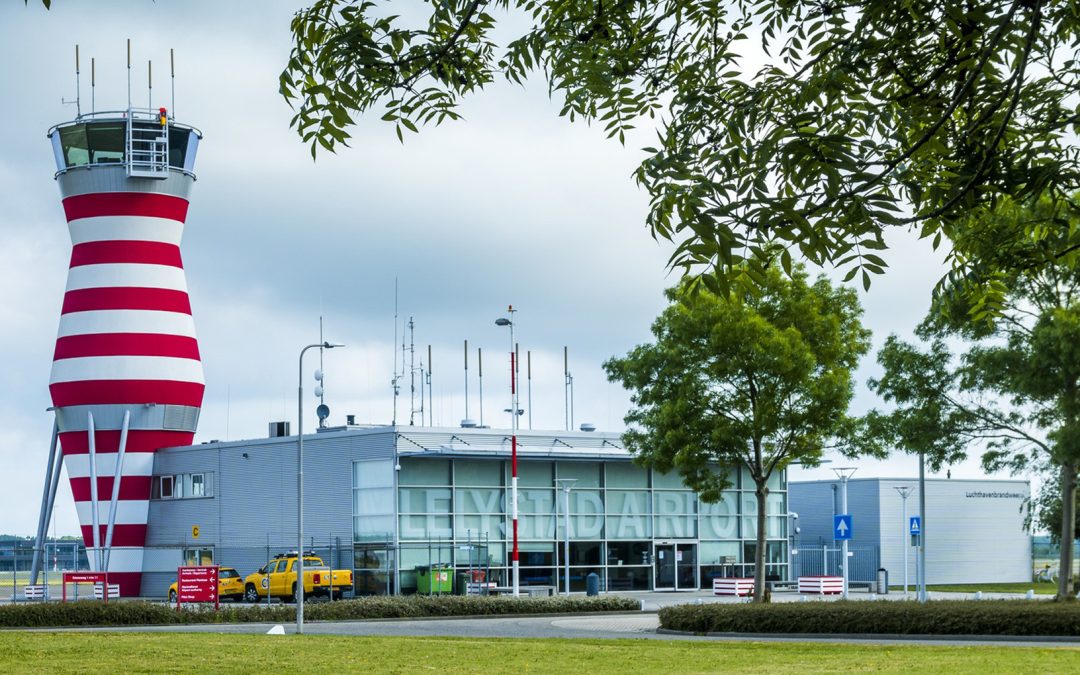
xmin=0 ymin=595 xmax=641 ymax=628
xmin=659 ymin=600 xmax=1080 ymax=636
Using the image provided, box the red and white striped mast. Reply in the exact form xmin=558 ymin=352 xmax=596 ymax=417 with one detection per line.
xmin=496 ymin=306 xmax=519 ymax=597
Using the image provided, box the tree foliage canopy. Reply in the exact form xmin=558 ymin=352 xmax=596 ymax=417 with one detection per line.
xmin=869 ymin=198 xmax=1080 ymax=597
xmin=604 ymin=264 xmax=871 ymax=599
xmin=282 ymin=0 xmax=1080 ymax=297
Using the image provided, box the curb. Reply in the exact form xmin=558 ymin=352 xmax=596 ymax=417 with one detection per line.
xmin=655 ymin=628 xmax=1080 ymax=643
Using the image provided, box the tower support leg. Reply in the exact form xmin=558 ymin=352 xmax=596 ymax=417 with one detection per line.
xmin=87 ymin=413 xmax=101 ymax=570
xmin=103 ymin=410 xmax=131 ymax=572
xmin=30 ymin=423 xmax=60 ymax=586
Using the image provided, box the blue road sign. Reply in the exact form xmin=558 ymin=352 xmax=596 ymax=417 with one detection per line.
xmin=833 ymin=514 xmax=853 ymax=540
xmin=909 ymin=516 xmax=921 ymax=536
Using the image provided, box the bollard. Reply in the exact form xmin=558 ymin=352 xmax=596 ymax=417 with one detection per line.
xmin=1026 ymin=589 xmax=1034 ymax=600
xmin=586 ymin=572 xmax=600 ymax=597
xmin=974 ymin=591 xmax=982 ymax=600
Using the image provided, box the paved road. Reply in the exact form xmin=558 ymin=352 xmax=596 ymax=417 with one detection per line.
xmin=43 ymin=612 xmax=1080 ymax=648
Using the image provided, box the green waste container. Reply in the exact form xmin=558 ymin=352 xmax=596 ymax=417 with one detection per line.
xmin=416 ymin=565 xmax=453 ymax=594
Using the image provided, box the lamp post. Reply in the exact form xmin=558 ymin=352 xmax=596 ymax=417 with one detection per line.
xmin=833 ymin=467 xmax=856 ymax=600
xmin=495 ymin=307 xmax=519 ymax=597
xmin=917 ymin=451 xmax=927 ymax=603
xmin=297 ymin=341 xmax=343 ymax=635
xmin=555 ymin=478 xmax=577 ymax=596
xmin=894 ymin=486 xmax=914 ymax=596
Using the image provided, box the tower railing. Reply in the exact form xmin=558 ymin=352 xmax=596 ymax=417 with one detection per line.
xmin=125 ymin=108 xmax=170 ymax=179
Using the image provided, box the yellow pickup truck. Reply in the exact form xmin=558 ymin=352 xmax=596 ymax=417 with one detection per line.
xmin=243 ymin=552 xmax=353 ymax=602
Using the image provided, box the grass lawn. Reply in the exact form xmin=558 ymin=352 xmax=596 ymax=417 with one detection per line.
xmin=1 ymin=633 xmax=1078 ymax=674
xmin=888 ymin=582 xmax=1059 ymax=595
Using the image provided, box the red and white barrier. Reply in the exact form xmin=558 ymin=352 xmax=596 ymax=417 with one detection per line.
xmin=798 ymin=576 xmax=844 ymax=595
xmin=712 ymin=578 xmax=755 ymax=596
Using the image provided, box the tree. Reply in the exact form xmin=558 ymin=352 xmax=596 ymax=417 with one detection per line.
xmin=604 ymin=264 xmax=872 ymax=601
xmin=281 ymin=0 xmax=1080 ymax=298
xmin=869 ymin=199 xmax=1080 ymax=599
xmin=1029 ymin=467 xmax=1080 ymax=547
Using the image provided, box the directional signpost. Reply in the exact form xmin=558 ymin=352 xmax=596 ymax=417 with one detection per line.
xmin=177 ymin=565 xmax=219 ymax=610
xmin=833 ymin=515 xmax=853 ymax=540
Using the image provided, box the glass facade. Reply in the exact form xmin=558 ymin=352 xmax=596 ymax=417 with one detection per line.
xmin=354 ymin=455 xmax=789 ymax=594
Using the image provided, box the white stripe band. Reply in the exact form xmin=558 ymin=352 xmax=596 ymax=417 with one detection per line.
xmin=69 ymin=216 xmax=185 ymax=246
xmin=57 ymin=310 xmax=198 ymax=338
xmin=66 ymin=264 xmax=188 ymax=292
xmin=50 ymin=355 xmax=205 ymax=384
xmin=64 ymin=452 xmax=154 ymax=479
xmin=83 ymin=548 xmax=145 ymax=573
xmin=75 ymin=499 xmax=150 ymax=526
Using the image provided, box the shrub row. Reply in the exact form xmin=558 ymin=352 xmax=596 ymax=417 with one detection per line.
xmin=0 ymin=595 xmax=641 ymax=628
xmin=659 ymin=600 xmax=1080 ymax=636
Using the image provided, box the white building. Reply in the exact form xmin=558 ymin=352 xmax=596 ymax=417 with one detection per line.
xmin=789 ymin=478 xmax=1031 ymax=585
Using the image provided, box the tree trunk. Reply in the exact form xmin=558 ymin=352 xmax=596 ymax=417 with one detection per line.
xmin=1058 ymin=461 xmax=1077 ymax=600
xmin=753 ymin=482 xmax=768 ymax=602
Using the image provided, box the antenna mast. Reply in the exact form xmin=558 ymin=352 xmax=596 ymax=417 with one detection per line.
xmin=75 ymin=45 xmax=81 ymax=118
xmin=478 ymin=347 xmax=484 ymax=427
xmin=170 ymin=48 xmax=176 ymax=118
xmin=408 ymin=317 xmax=416 ymax=426
xmin=126 ymin=39 xmax=131 ymax=109
xmin=392 ymin=280 xmax=400 ymax=425
xmin=564 ymin=346 xmax=571 ymax=431
xmin=91 ymin=57 xmax=95 ymax=115
xmin=147 ymin=60 xmax=152 ymax=111
xmin=463 ymin=340 xmax=470 ymax=423
xmin=427 ymin=345 xmax=433 ymax=427
xmin=527 ymin=350 xmax=532 ymax=430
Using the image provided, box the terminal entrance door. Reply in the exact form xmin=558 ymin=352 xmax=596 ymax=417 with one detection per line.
xmin=653 ymin=543 xmax=698 ymax=591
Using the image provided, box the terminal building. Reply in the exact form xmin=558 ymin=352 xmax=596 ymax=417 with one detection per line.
xmin=137 ymin=424 xmax=791 ymax=596
xmin=789 ymin=478 xmax=1032 ymax=585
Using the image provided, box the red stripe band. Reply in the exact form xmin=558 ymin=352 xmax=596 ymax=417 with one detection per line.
xmin=54 ymin=333 xmax=201 ymax=360
xmin=70 ymin=241 xmax=184 ymax=268
xmin=62 ymin=287 xmax=192 ymax=314
xmin=79 ymin=524 xmax=148 ymax=549
xmin=70 ymin=476 xmax=153 ymax=502
xmin=63 ymin=192 xmax=189 ymax=222
xmin=50 ymin=380 xmax=205 ymax=407
xmin=59 ymin=430 xmax=196 ymax=455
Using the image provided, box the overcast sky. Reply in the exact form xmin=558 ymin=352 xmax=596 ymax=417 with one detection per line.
xmin=0 ymin=1 xmax=1029 ymax=536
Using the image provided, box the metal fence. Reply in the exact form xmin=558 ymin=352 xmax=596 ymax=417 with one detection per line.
xmin=793 ymin=544 xmax=880 ymax=582
xmin=0 ymin=542 xmax=89 ymax=603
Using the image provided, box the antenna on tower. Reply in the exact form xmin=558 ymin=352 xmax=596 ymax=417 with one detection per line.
xmin=126 ymin=39 xmax=132 ymax=109
xmin=63 ymin=46 xmax=81 ymax=114
xmin=170 ymin=48 xmax=176 ymax=119
xmin=75 ymin=45 xmax=81 ymax=117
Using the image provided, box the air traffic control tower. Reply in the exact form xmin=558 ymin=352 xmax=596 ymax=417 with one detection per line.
xmin=31 ymin=53 xmax=205 ymax=596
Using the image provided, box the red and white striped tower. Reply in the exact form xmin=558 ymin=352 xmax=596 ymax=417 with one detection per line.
xmin=46 ymin=107 xmax=204 ymax=596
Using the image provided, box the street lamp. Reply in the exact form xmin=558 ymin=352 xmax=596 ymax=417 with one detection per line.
xmin=555 ymin=478 xmax=577 ymax=596
xmin=297 ymin=340 xmax=343 ymax=635
xmin=832 ymin=467 xmax=857 ymax=600
xmin=495 ymin=307 xmax=520 ymax=597
xmin=917 ymin=451 xmax=928 ymax=603
xmin=894 ymin=486 xmax=914 ymax=596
